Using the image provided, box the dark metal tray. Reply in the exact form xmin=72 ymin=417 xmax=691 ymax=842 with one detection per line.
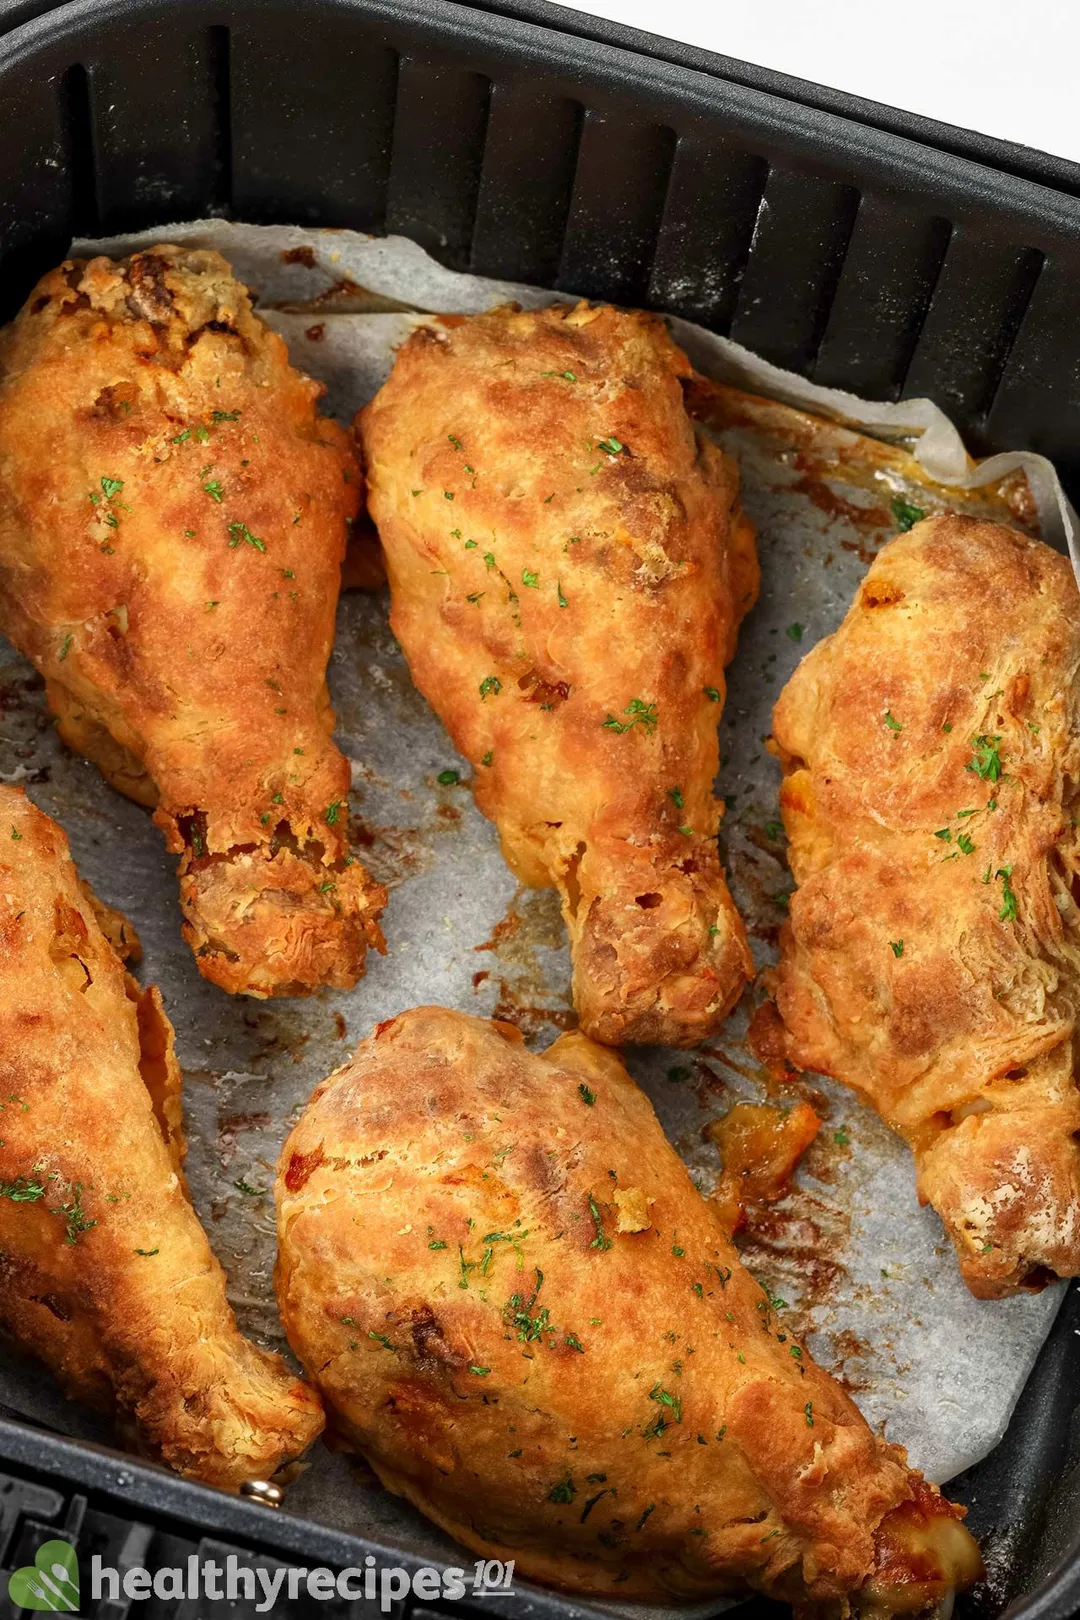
xmin=1 ymin=2 xmax=1079 ymax=1614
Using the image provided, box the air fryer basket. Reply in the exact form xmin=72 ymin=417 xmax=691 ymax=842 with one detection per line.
xmin=1 ymin=1 xmax=1080 ymax=1616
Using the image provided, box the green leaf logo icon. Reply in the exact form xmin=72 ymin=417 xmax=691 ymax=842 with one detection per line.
xmin=7 ymin=1539 xmax=79 ymax=1611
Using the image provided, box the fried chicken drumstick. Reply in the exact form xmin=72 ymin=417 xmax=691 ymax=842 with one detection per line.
xmin=774 ymin=516 xmax=1080 ymax=1297
xmin=359 ymin=303 xmax=757 ymax=1046
xmin=0 ymin=787 xmax=323 ymax=1487
xmin=276 ymin=1006 xmax=980 ymax=1609
xmin=0 ymin=246 xmax=384 ymax=997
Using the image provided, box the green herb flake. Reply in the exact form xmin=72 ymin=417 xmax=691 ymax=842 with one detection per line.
xmin=437 ymin=769 xmax=460 ymax=786
xmin=603 ymin=697 xmax=658 ymax=735
xmin=934 ymin=828 xmax=952 ymax=842
xmin=786 ymin=622 xmax=804 ymax=642
xmin=892 ymin=496 xmax=926 ymax=532
xmin=669 ymin=786 xmax=684 ymax=809
xmin=588 ymin=1193 xmax=612 ymax=1251
xmin=883 ymin=711 xmax=902 ymax=732
xmin=805 ymin=1401 xmax=814 ymax=1427
xmin=548 ymin=1478 xmax=576 ymax=1505
xmin=325 ymin=801 xmax=342 ymax=825
xmin=227 ymin=521 xmax=266 ymax=552
xmin=100 ymin=476 xmax=124 ymax=500
xmin=834 ymin=1127 xmax=850 ymax=1146
xmin=997 ymin=866 xmax=1019 ymax=922
xmin=890 ymin=940 xmax=904 ymax=958
xmin=703 ymin=686 xmax=721 ymax=702
xmin=649 ymin=1385 xmax=683 ymax=1424
xmin=58 ymin=634 xmax=73 ymax=662
xmin=203 ymin=479 xmax=224 ymax=503
xmin=967 ymin=734 xmax=1003 ymax=782
xmin=578 ymin=1083 xmax=596 ymax=1107
xmin=134 ymin=1247 xmax=159 ymax=1257
xmin=234 ymin=1178 xmax=264 ymax=1196
xmin=479 ymin=675 xmax=502 ymax=700
xmin=368 ymin=1331 xmax=396 ymax=1351
xmin=957 ymin=832 xmax=976 ymax=855
xmin=522 ymin=569 xmax=539 ymax=588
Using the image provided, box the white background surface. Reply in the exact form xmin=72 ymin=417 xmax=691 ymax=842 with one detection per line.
xmin=549 ymin=0 xmax=1080 ymax=165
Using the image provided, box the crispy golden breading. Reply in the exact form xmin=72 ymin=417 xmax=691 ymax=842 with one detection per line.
xmin=0 ymin=247 xmax=385 ymax=997
xmin=359 ymin=304 xmax=757 ymax=1047
xmin=275 ymin=1006 xmax=979 ymax=1608
xmin=0 ymin=787 xmax=324 ymax=1487
xmin=773 ymin=517 xmax=1080 ymax=1298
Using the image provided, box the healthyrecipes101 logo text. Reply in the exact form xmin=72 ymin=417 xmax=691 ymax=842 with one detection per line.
xmin=7 ymin=1548 xmax=515 ymax=1612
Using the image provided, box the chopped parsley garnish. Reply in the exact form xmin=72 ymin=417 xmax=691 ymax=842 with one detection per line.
xmin=834 ymin=1127 xmax=850 ymax=1145
xmin=597 ymin=436 xmax=624 ymax=455
xmin=765 ymin=820 xmax=784 ymax=840
xmin=703 ymin=686 xmax=720 ymax=702
xmin=227 ymin=521 xmax=265 ymax=551
xmin=325 ymin=801 xmax=342 ymax=824
xmin=649 ymin=1385 xmax=683 ymax=1422
xmin=368 ymin=1331 xmax=396 ymax=1351
xmin=968 ymin=734 xmax=1003 ymax=782
xmin=587 ymin=1193 xmax=612 ymax=1251
xmin=479 ymin=675 xmax=502 ymax=700
xmin=437 ymin=769 xmax=460 ymax=786
xmin=444 ymin=490 xmax=454 ymax=501
xmin=669 ymin=787 xmax=684 ymax=809
xmin=997 ymin=866 xmax=1018 ymax=922
xmin=891 ymin=496 xmax=925 ymax=532
xmin=548 ymin=1477 xmax=575 ymax=1504
xmin=10 ymin=826 xmax=21 ymax=841
xmin=557 ymin=582 xmax=568 ymax=607
xmin=212 ymin=409 xmax=240 ymax=423
xmin=481 ymin=750 xmax=494 ymax=766
xmin=603 ymin=697 xmax=658 ymax=735
xmin=957 ymin=832 xmax=976 ymax=855
xmin=889 ymin=940 xmax=904 ymax=958
xmin=203 ymin=479 xmax=224 ymax=502
xmin=883 ymin=711 xmax=902 ymax=732
xmin=934 ymin=828 xmax=951 ymax=842
xmin=0 ymin=1176 xmax=45 ymax=1204
xmin=522 ymin=569 xmax=539 ymax=588
xmin=100 ymin=476 xmax=124 ymax=500
xmin=805 ymin=1401 xmax=814 ymax=1427
xmin=786 ymin=622 xmax=804 ymax=642
xmin=504 ymin=1268 xmax=552 ymax=1342
xmin=469 ymin=1365 xmax=491 ymax=1376
xmin=58 ymin=634 xmax=73 ymax=662
xmin=448 ymin=435 xmax=463 ymax=450
xmin=234 ymin=1178 xmax=264 ymax=1196
xmin=578 ymin=1083 xmax=596 ymax=1106
xmin=542 ymin=370 xmax=577 ymax=381
xmin=564 ymin=1332 xmax=585 ymax=1352
xmin=134 ymin=1247 xmax=159 ymax=1257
